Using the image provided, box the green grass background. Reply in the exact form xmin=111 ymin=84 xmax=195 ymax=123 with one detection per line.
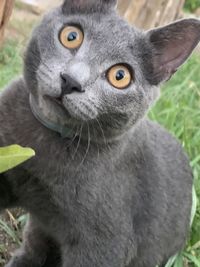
xmin=0 ymin=6 xmax=200 ymax=266
xmin=149 ymin=55 xmax=200 ymax=267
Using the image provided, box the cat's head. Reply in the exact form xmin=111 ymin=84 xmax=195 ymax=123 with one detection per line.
xmin=24 ymin=0 xmax=200 ymax=142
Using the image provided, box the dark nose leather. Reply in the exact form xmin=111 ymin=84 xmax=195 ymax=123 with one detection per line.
xmin=60 ymin=73 xmax=85 ymax=95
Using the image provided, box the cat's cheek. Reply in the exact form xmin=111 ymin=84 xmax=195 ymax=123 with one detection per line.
xmin=36 ymin=63 xmax=64 ymax=98
xmin=100 ymin=83 xmax=135 ymax=110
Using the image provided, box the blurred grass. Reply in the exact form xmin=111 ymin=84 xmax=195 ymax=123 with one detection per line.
xmin=149 ymin=55 xmax=200 ymax=266
xmin=0 ymin=39 xmax=23 ymax=88
xmin=0 ymin=4 xmax=36 ymax=264
xmin=0 ymin=1 xmax=38 ymax=89
xmin=184 ymin=0 xmax=200 ymax=12
xmin=0 ymin=4 xmax=200 ymax=266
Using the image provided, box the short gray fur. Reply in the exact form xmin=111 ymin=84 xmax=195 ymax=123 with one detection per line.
xmin=0 ymin=0 xmax=200 ymax=266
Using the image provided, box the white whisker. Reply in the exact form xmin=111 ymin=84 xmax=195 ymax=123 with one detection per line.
xmin=72 ymin=123 xmax=83 ymax=159
xmin=75 ymin=122 xmax=91 ymax=173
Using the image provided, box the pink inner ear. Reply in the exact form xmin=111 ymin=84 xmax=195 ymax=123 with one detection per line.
xmin=153 ymin=42 xmax=193 ymax=82
xmin=149 ymin=19 xmax=200 ymax=84
xmin=159 ymin=35 xmax=198 ymax=70
xmin=158 ymin=43 xmax=187 ymax=72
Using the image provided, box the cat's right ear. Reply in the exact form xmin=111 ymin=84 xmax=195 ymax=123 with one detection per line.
xmin=62 ymin=0 xmax=117 ymax=13
xmin=145 ymin=19 xmax=200 ymax=85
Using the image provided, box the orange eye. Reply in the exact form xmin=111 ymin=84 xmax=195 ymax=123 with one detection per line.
xmin=60 ymin=26 xmax=84 ymax=49
xmin=107 ymin=65 xmax=132 ymax=89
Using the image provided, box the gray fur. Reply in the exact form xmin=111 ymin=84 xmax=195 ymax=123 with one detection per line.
xmin=0 ymin=0 xmax=200 ymax=266
xmin=62 ymin=0 xmax=117 ymax=13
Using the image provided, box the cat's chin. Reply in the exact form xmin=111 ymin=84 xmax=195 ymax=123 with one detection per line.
xmin=63 ymin=104 xmax=97 ymax=122
xmin=62 ymin=96 xmax=99 ymax=122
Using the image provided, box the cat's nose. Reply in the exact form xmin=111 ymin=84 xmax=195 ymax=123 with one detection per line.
xmin=60 ymin=73 xmax=85 ymax=95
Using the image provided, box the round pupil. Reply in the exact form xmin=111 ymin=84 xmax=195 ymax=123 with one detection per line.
xmin=116 ymin=70 xmax=125 ymax=81
xmin=68 ymin=32 xmax=78 ymax=42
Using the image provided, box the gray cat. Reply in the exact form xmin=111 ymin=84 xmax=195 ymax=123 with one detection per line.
xmin=0 ymin=0 xmax=200 ymax=266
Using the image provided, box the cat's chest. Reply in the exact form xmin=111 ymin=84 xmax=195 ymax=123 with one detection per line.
xmin=29 ymin=140 xmax=115 ymax=182
xmin=8 ymin=135 xmax=135 ymax=241
xmin=25 ymin=140 xmax=131 ymax=212
xmin=32 ymin=128 xmax=126 ymax=178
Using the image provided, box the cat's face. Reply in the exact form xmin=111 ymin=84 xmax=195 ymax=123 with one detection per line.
xmin=24 ymin=0 xmax=200 ymax=141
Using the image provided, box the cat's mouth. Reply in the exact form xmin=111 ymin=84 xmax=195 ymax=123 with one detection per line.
xmin=44 ymin=94 xmax=83 ymax=121
xmin=44 ymin=95 xmax=63 ymax=107
xmin=43 ymin=94 xmax=73 ymax=120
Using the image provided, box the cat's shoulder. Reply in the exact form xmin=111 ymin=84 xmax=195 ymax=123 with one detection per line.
xmin=135 ymin=118 xmax=182 ymax=147
xmin=0 ymin=77 xmax=30 ymax=122
xmin=0 ymin=77 xmax=31 ymax=146
xmin=129 ymin=118 xmax=190 ymax=167
xmin=126 ymin=118 xmax=193 ymax=186
xmin=0 ymin=77 xmax=28 ymax=104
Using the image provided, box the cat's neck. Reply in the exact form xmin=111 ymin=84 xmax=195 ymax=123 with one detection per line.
xmin=29 ymin=94 xmax=136 ymax=145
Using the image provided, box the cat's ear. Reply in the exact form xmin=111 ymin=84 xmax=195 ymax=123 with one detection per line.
xmin=146 ymin=19 xmax=200 ymax=85
xmin=62 ymin=0 xmax=117 ymax=13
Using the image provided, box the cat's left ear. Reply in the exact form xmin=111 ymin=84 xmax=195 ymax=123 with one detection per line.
xmin=62 ymin=0 xmax=117 ymax=13
xmin=145 ymin=19 xmax=200 ymax=85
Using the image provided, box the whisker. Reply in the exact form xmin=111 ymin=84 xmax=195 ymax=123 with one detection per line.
xmin=95 ymin=118 xmax=112 ymax=153
xmin=95 ymin=118 xmax=107 ymax=146
xmin=91 ymin=122 xmax=100 ymax=160
xmin=75 ymin=122 xmax=91 ymax=172
xmin=72 ymin=123 xmax=83 ymax=159
xmin=65 ymin=124 xmax=79 ymax=149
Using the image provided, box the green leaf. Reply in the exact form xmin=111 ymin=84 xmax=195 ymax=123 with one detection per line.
xmin=164 ymin=254 xmax=179 ymax=267
xmin=0 ymin=145 xmax=35 ymax=174
xmin=184 ymin=252 xmax=200 ymax=267
xmin=173 ymin=254 xmax=183 ymax=267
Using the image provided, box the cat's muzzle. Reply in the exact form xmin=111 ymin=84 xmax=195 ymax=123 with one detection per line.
xmin=60 ymin=73 xmax=85 ymax=96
